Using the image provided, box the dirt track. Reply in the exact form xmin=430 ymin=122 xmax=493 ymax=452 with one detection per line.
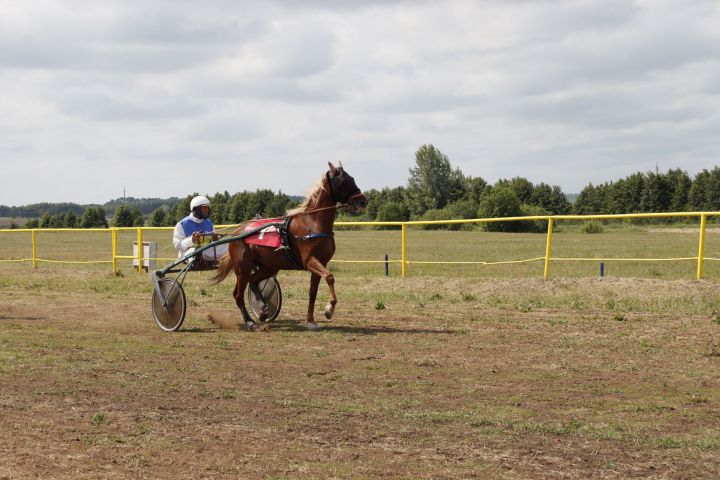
xmin=2 ymin=274 xmax=720 ymax=479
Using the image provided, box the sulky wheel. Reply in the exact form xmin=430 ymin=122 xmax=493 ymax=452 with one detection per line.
xmin=245 ymin=276 xmax=282 ymax=323
xmin=152 ymin=278 xmax=187 ymax=332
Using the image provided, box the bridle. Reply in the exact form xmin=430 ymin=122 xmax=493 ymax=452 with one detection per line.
xmin=289 ymin=171 xmax=364 ymax=218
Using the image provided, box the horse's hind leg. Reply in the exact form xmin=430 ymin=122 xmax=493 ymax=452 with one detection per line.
xmin=233 ymin=275 xmax=260 ymax=331
xmin=230 ymin=249 xmax=260 ymax=331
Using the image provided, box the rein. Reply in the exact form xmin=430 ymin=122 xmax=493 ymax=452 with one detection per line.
xmin=287 ymin=203 xmax=350 ymax=218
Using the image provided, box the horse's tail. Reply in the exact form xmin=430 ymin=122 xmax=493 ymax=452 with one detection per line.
xmin=210 ymin=253 xmax=234 ymax=285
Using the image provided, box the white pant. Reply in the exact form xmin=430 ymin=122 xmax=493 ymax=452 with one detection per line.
xmin=183 ymin=243 xmax=228 ymax=262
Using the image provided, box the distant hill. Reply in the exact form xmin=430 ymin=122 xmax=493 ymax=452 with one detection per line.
xmin=0 ymin=198 xmax=178 ymax=218
xmin=566 ymin=193 xmax=579 ymax=204
xmin=103 ymin=197 xmax=181 ymax=216
xmin=0 ymin=194 xmax=305 ymax=220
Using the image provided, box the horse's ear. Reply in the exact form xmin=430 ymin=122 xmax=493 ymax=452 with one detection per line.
xmin=338 ymin=160 xmax=344 ymax=170
xmin=328 ymin=161 xmax=338 ymax=176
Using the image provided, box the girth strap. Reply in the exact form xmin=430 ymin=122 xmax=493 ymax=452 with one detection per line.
xmin=272 ymin=217 xmax=336 ymax=269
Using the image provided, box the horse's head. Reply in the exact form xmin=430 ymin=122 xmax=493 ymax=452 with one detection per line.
xmin=327 ymin=161 xmax=368 ymax=211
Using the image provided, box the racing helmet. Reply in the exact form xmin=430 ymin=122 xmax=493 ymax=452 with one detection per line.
xmin=190 ymin=195 xmax=210 ymax=211
xmin=190 ymin=195 xmax=211 ymax=219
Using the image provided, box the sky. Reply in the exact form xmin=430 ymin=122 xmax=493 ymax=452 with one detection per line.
xmin=2 ymin=0 xmax=719 ymax=206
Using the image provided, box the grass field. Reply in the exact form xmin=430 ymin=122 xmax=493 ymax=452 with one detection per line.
xmin=2 ymin=224 xmax=720 ymax=279
xmin=1 ymin=228 xmax=720 ymax=478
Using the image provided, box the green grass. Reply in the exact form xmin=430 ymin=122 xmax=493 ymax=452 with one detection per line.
xmin=2 ymin=226 xmax=719 ymax=279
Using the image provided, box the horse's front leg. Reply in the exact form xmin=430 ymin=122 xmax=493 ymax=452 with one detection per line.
xmin=303 ymin=272 xmax=322 ymax=330
xmin=305 ymin=257 xmax=337 ymax=322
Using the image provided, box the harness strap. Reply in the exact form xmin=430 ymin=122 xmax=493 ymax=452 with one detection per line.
xmin=278 ymin=217 xmax=303 ymax=269
xmin=301 ymin=232 xmax=334 ymax=240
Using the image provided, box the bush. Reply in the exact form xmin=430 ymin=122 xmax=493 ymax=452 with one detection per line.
xmin=479 ymin=187 xmax=522 ymax=232
xmin=418 ymin=208 xmax=456 ymax=230
xmin=478 ymin=187 xmax=550 ymax=233
xmin=375 ymin=201 xmax=406 ymax=229
xmin=581 ymin=220 xmax=604 ymax=233
xmin=517 ymin=204 xmax=550 ymax=233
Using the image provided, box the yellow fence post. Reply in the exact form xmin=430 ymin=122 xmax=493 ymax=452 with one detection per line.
xmin=401 ymin=223 xmax=407 ymax=278
xmin=31 ymin=229 xmax=37 ymax=269
xmin=543 ymin=217 xmax=554 ymax=279
xmin=697 ymin=214 xmax=707 ymax=280
xmin=111 ymin=229 xmax=118 ymax=274
xmin=137 ymin=228 xmax=144 ymax=273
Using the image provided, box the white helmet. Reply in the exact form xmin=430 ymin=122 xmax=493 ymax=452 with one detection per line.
xmin=190 ymin=195 xmax=210 ymax=211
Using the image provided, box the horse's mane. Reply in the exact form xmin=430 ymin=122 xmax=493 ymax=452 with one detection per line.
xmin=286 ymin=174 xmax=328 ymax=215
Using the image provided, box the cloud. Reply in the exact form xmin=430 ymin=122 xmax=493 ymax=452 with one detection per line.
xmin=1 ymin=0 xmax=720 ymax=205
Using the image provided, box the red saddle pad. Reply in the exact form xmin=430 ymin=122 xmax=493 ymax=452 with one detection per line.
xmin=243 ymin=218 xmax=283 ymax=248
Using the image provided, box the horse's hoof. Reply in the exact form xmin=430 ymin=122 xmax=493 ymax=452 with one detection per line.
xmin=246 ymin=322 xmax=259 ymax=332
xmin=324 ymin=304 xmax=334 ymax=320
xmin=302 ymin=321 xmax=322 ymax=331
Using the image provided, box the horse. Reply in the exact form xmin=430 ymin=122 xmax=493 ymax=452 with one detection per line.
xmin=211 ymin=162 xmax=368 ymax=331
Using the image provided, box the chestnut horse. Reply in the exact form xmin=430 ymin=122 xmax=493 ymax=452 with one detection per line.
xmin=212 ymin=162 xmax=368 ymax=331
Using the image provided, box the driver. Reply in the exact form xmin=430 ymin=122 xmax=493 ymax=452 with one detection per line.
xmin=173 ymin=195 xmax=227 ymax=262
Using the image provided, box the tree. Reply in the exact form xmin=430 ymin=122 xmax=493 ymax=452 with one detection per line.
xmin=170 ymin=196 xmax=193 ymax=225
xmin=478 ymin=186 xmax=522 ymax=232
xmin=623 ymin=173 xmax=645 ymax=213
xmin=39 ymin=212 xmax=51 ymax=228
xmin=508 ymin=177 xmax=534 ymax=204
xmin=130 ymin=206 xmax=144 ymax=226
xmin=464 ymin=176 xmax=488 ymax=204
xmin=228 ymin=193 xmax=248 ymax=223
xmin=245 ymin=189 xmax=275 ymax=218
xmin=639 ymin=172 xmax=670 ymax=213
xmin=149 ymin=207 xmax=168 ymax=227
xmin=530 ymin=183 xmax=570 ymax=214
xmin=112 ymin=205 xmax=135 ymax=227
xmin=405 ymin=144 xmax=466 ymax=216
xmin=80 ymin=207 xmax=108 ymax=228
xmin=65 ymin=210 xmax=78 ymax=228
xmin=267 ymin=192 xmax=296 ymax=217
xmin=209 ymin=192 xmax=229 ymax=225
xmin=376 ymin=201 xmax=406 ymax=224
xmin=573 ymin=184 xmax=603 ymax=215
xmin=667 ymin=169 xmax=691 ymax=211
xmin=365 ymin=187 xmax=408 ymax=220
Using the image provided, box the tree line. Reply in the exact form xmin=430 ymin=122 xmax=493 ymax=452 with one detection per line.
xmin=145 ymin=190 xmax=298 ymax=228
xmin=19 ymin=191 xmax=298 ymax=229
xmin=9 ymin=144 xmax=720 ymax=231
xmin=573 ymin=168 xmax=720 ymax=215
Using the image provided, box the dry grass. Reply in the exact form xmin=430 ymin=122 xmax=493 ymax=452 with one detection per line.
xmin=1 ymin=258 xmax=720 ymax=478
xmin=1 ymin=226 xmax=720 ymax=477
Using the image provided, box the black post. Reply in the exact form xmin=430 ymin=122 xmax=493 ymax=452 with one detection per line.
xmin=385 ymin=254 xmax=389 ymax=276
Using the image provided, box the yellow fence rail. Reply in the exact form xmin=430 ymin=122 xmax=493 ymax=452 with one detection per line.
xmin=1 ymin=211 xmax=719 ymax=279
